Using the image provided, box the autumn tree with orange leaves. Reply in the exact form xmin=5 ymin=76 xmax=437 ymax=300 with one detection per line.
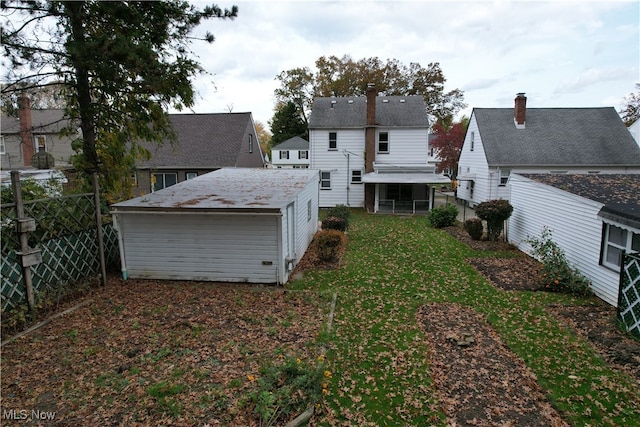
xmin=430 ymin=117 xmax=468 ymax=178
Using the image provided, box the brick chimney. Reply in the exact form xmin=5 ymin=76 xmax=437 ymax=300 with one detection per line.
xmin=364 ymin=83 xmax=377 ymax=212
xmin=18 ymin=94 xmax=35 ymax=166
xmin=514 ymin=92 xmax=526 ymax=129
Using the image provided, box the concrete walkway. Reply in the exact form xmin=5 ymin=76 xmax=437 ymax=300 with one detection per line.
xmin=434 ymin=192 xmax=476 ymax=223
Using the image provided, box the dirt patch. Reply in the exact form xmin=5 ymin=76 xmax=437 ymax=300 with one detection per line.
xmin=446 ymin=224 xmax=640 ymax=387
xmin=291 ymin=232 xmax=346 ymax=278
xmin=1 ymin=278 xmax=328 ymax=426
xmin=418 ymin=303 xmax=568 ymax=427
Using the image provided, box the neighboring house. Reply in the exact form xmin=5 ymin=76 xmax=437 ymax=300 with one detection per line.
xmin=508 ymin=173 xmax=640 ymax=306
xmin=1 ymin=95 xmax=74 ymax=170
xmin=134 ymin=112 xmax=265 ymax=195
xmin=308 ymin=85 xmax=449 ymax=213
xmin=629 ymin=119 xmax=640 ymax=147
xmin=271 ymin=136 xmax=310 ymax=169
xmin=111 ymin=168 xmax=319 ymax=285
xmin=457 ymin=93 xmax=640 ymax=206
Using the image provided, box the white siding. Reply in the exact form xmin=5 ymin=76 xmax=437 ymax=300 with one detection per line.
xmin=118 ymin=213 xmax=280 ymax=283
xmin=508 ymin=174 xmax=621 ymax=306
xmin=457 ymin=114 xmax=491 ymax=204
xmin=271 ymin=149 xmax=310 ymax=168
xmin=310 ymin=129 xmax=365 ymax=207
xmin=375 ymin=128 xmax=429 ymax=165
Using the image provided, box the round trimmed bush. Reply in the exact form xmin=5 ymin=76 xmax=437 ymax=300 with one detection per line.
xmin=464 ymin=218 xmax=484 ymax=240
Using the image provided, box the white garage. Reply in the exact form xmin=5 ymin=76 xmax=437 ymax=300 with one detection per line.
xmin=111 ymin=168 xmax=319 ymax=284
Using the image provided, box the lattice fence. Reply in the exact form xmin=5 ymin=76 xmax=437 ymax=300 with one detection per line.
xmin=617 ymin=252 xmax=640 ymax=339
xmin=1 ymin=192 xmax=119 ymax=312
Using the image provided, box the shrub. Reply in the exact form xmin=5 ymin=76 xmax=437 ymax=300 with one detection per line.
xmin=322 ymin=216 xmax=347 ymax=232
xmin=247 ymin=355 xmax=327 ymax=426
xmin=315 ymin=230 xmax=345 ymax=262
xmin=475 ymin=199 xmax=513 ymax=241
xmin=427 ymin=204 xmax=458 ymax=228
xmin=526 ymin=227 xmax=592 ymax=296
xmin=464 ymin=218 xmax=484 ymax=240
xmin=326 ymin=204 xmax=351 ymax=229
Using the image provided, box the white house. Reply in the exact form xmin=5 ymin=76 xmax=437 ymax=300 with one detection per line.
xmin=111 ymin=168 xmax=319 ymax=285
xmin=457 ymin=93 xmax=640 ymax=206
xmin=308 ymin=85 xmax=449 ymax=213
xmin=629 ymin=119 xmax=640 ymax=147
xmin=508 ymin=173 xmax=640 ymax=306
xmin=271 ymin=136 xmax=310 ymax=169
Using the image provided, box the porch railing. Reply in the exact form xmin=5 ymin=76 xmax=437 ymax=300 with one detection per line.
xmin=378 ymin=199 xmax=429 ymax=214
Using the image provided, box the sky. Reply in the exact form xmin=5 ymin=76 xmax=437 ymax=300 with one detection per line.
xmin=182 ymin=0 xmax=639 ymax=127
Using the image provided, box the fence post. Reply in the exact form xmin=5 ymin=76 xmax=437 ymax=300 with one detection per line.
xmin=93 ymin=172 xmax=107 ymax=285
xmin=10 ymin=171 xmax=36 ymax=312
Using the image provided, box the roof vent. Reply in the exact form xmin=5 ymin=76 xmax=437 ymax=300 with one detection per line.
xmin=348 ymin=100 xmax=354 ymax=104
xmin=331 ymin=100 xmax=337 ymax=108
xmin=382 ymin=99 xmax=389 ymax=103
xmin=399 ymin=99 xmax=406 ymax=103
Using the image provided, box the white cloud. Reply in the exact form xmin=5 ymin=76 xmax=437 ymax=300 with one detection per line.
xmin=182 ymin=0 xmax=639 ymax=124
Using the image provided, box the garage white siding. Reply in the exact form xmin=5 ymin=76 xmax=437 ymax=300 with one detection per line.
xmin=508 ymin=174 xmax=620 ymax=306
xmin=118 ymin=213 xmax=280 ymax=283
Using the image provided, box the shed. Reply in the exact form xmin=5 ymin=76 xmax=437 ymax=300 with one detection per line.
xmin=111 ymin=168 xmax=320 ymax=284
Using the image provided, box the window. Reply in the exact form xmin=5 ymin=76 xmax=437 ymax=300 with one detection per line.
xmin=378 ymin=132 xmax=389 ymax=153
xmin=470 ymin=131 xmax=475 ymax=151
xmin=320 ymin=171 xmax=331 ymax=189
xmin=307 ymin=199 xmax=312 ymax=221
xmin=351 ymin=170 xmax=363 ymax=184
xmin=298 ymin=150 xmax=308 ymax=159
xmin=279 ymin=150 xmax=289 ymax=160
xmin=249 ymin=134 xmax=253 ymax=153
xmin=329 ymin=132 xmax=337 ymax=150
xmin=601 ymin=224 xmax=640 ymax=270
xmin=186 ymin=172 xmax=198 ymax=180
xmin=130 ymin=172 xmax=138 ymax=186
xmin=35 ymin=135 xmax=46 ymax=152
xmin=152 ymin=173 xmax=177 ymax=192
xmin=499 ymin=169 xmax=510 ymax=186
xmin=0 ymin=136 xmax=5 ymax=154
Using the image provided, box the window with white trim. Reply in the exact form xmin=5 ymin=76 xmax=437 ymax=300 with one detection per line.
xmin=329 ymin=132 xmax=337 ymax=150
xmin=320 ymin=171 xmax=331 ymax=189
xmin=152 ymin=173 xmax=177 ymax=192
xmin=601 ymin=223 xmax=640 ymax=270
xmin=378 ymin=132 xmax=389 ymax=153
xmin=470 ymin=131 xmax=475 ymax=151
xmin=0 ymin=136 xmax=5 ymax=154
xmin=279 ymin=150 xmax=289 ymax=159
xmin=351 ymin=170 xmax=363 ymax=184
xmin=499 ymin=169 xmax=510 ymax=186
xmin=35 ymin=135 xmax=46 ymax=152
xmin=298 ymin=150 xmax=308 ymax=159
xmin=186 ymin=172 xmax=198 ymax=180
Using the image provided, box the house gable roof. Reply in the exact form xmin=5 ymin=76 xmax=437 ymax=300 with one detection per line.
xmin=1 ymin=109 xmax=69 ymax=134
xmin=137 ymin=112 xmax=262 ymax=169
xmin=272 ymin=136 xmax=309 ymax=151
xmin=474 ymin=108 xmax=640 ymax=167
xmin=308 ymin=96 xmax=429 ymax=129
xmin=520 ymin=173 xmax=640 ymax=227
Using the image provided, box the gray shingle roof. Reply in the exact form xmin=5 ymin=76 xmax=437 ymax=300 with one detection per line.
xmin=520 ymin=173 xmax=640 ymax=226
xmin=1 ymin=110 xmax=69 ymax=134
xmin=272 ymin=136 xmax=308 ymax=150
xmin=308 ymin=96 xmax=429 ymax=128
xmin=137 ymin=113 xmax=257 ymax=169
xmin=474 ymin=108 xmax=640 ymax=167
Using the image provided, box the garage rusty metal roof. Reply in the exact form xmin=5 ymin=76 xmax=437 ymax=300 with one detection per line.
xmin=111 ymin=168 xmax=319 ymax=212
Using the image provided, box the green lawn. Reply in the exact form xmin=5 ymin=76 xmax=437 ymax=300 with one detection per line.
xmin=288 ymin=211 xmax=640 ymax=426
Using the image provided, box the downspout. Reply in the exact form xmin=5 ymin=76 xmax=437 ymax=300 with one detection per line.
xmin=346 ymin=151 xmax=350 ymax=206
xmin=111 ymin=212 xmax=128 ymax=280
